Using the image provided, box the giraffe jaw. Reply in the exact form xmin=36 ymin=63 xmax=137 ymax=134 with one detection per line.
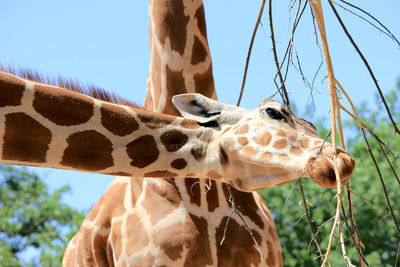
xmin=227 ymin=173 xmax=301 ymax=192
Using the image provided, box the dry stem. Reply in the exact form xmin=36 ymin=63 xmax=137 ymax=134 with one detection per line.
xmin=237 ymin=0 xmax=266 ymax=107
xmin=309 ymin=1 xmax=352 ymax=266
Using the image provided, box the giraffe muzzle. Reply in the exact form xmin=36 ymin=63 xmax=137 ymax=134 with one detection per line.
xmin=306 ymin=146 xmax=355 ymax=188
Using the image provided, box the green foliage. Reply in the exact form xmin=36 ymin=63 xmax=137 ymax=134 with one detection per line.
xmin=260 ymin=84 xmax=400 ymax=266
xmin=0 ymin=166 xmax=84 ymax=266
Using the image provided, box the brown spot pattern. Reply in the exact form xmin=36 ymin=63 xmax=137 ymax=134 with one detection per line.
xmin=243 ymin=146 xmax=258 ymax=157
xmin=234 ymin=124 xmax=249 ymax=135
xmin=184 ymin=214 xmax=213 ymax=266
xmin=185 ymin=178 xmax=201 ymax=206
xmin=259 ymin=152 xmax=273 ymax=162
xmin=222 ymin=186 xmax=264 ymax=229
xmin=0 ymin=72 xmax=25 ymax=107
xmin=289 ymin=134 xmax=297 ymax=143
xmin=33 ymin=84 xmax=94 ymax=126
xmin=193 ymin=65 xmax=215 ymax=99
xmin=290 ymin=146 xmax=303 ymax=156
xmin=144 ymin=170 xmax=178 ymax=177
xmin=219 ymin=145 xmax=229 ymax=165
xmin=153 ymin=0 xmax=189 ymax=55
xmin=266 ymin=241 xmax=277 ymax=266
xmin=238 ymin=136 xmax=248 ymax=146
xmin=180 ymin=119 xmax=200 ymax=129
xmin=216 ymin=217 xmax=262 ymax=266
xmin=206 ymin=181 xmax=219 ymax=212
xmin=170 ymin=158 xmax=187 ymax=170
xmin=165 ymin=66 xmax=187 ymax=116
xmin=160 ymin=129 xmax=188 ymax=152
xmin=273 ymin=139 xmax=288 ymax=150
xmin=191 ymin=36 xmax=207 ymax=65
xmin=300 ymin=138 xmax=311 ymax=149
xmin=3 ymin=113 xmax=51 ymax=162
xmin=92 ymin=227 xmax=111 ymax=266
xmin=195 ymin=128 xmax=214 ymax=142
xmin=61 ymin=130 xmax=113 ymax=171
xmin=153 ymin=214 xmax=213 ymax=266
xmin=142 ymin=180 xmax=181 ymax=225
xmin=100 ymin=103 xmax=139 ymax=136
xmin=195 ymin=5 xmax=207 ymax=37
xmin=137 ymin=112 xmax=175 ymax=129
xmin=253 ymin=131 xmax=272 ymax=146
xmin=127 ymin=135 xmax=159 ymax=168
xmin=191 ymin=145 xmax=205 ymax=161
xmin=79 ymin=228 xmax=95 ymax=265
xmin=277 ymin=130 xmax=287 ymax=137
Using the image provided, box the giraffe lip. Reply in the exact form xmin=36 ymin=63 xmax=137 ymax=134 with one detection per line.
xmin=306 ymin=152 xmax=355 ymax=188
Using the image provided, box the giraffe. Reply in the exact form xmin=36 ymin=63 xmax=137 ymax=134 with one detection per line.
xmin=58 ymin=1 xmax=354 ymax=266
xmin=0 ymin=69 xmax=356 ymax=265
xmin=0 ymin=1 xmax=355 ymax=266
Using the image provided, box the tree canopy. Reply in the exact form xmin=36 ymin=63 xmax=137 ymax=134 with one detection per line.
xmin=0 ymin=166 xmax=84 ymax=266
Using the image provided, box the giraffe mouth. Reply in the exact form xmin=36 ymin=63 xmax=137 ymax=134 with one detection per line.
xmin=306 ymin=148 xmax=355 ymax=188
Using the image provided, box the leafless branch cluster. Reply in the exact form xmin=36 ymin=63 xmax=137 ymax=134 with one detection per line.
xmin=237 ymin=0 xmax=400 ymax=266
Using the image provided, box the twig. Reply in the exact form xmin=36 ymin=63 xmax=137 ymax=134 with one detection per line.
xmin=327 ymin=0 xmax=400 ymax=134
xmin=358 ymin=128 xmax=400 ymax=237
xmin=339 ymin=219 xmax=356 ymax=267
xmin=237 ymin=0 xmax=266 ymax=107
xmin=338 ymin=0 xmax=400 ymax=46
xmin=349 ymin=190 xmax=382 ymax=215
xmin=268 ymin=0 xmax=290 ymax=106
xmin=333 ymin=1 xmax=398 ymax=43
xmin=299 ymin=179 xmax=324 ymax=260
xmin=341 ymin=201 xmax=369 ymax=266
xmin=378 ymin=142 xmax=400 ymax=185
xmin=338 ymin=104 xmax=399 ymax=163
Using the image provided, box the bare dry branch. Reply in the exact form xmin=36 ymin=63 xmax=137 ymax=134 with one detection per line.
xmin=237 ymin=0 xmax=266 ymax=107
xmin=268 ymin=0 xmax=290 ymax=106
xmin=338 ymin=0 xmax=400 ymax=46
xmin=327 ymin=0 xmax=400 ymax=134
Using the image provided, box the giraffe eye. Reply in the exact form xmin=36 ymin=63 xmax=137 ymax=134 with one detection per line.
xmin=265 ymin=108 xmax=287 ymax=122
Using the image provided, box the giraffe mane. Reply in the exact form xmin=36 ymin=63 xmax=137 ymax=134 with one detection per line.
xmin=0 ymin=63 xmax=141 ymax=109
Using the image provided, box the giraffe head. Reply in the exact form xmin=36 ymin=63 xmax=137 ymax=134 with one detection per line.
xmin=173 ymin=93 xmax=355 ymax=192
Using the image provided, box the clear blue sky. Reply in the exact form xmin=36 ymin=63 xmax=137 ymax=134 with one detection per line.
xmin=1 ymin=1 xmax=399 ymax=213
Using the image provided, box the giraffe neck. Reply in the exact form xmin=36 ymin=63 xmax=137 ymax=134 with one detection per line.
xmin=0 ymin=72 xmax=224 ymax=180
xmin=145 ymin=0 xmax=216 ymax=115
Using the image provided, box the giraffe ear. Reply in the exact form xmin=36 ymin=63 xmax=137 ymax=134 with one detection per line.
xmin=172 ymin=93 xmax=246 ymax=127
